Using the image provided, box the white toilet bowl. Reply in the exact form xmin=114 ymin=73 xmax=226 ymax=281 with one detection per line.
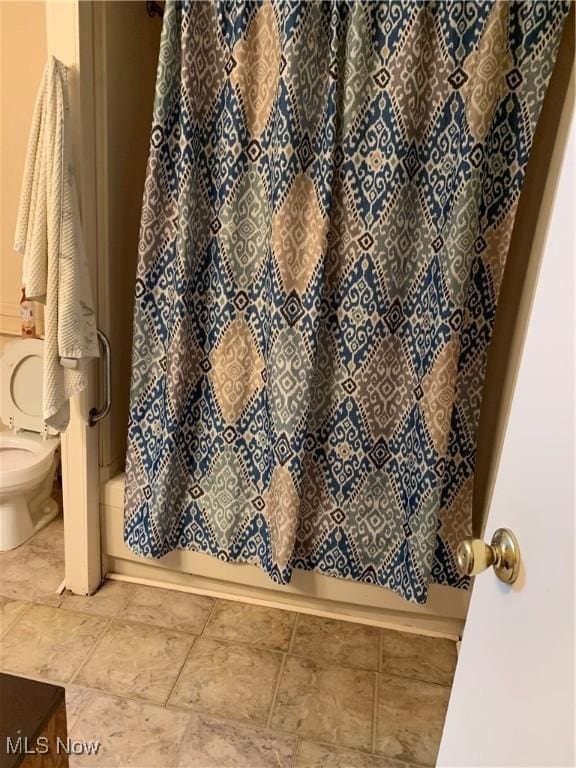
xmin=0 ymin=339 xmax=61 ymax=550
xmin=0 ymin=432 xmax=59 ymax=550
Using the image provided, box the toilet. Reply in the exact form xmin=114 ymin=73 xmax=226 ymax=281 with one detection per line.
xmin=0 ymin=339 xmax=60 ymax=551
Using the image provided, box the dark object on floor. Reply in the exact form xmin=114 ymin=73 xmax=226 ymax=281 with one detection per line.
xmin=0 ymin=673 xmax=68 ymax=768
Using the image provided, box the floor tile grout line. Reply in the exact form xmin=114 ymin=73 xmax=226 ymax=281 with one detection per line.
xmin=164 ymin=696 xmax=296 ymax=739
xmin=69 ymin=617 xmax=113 ymax=686
xmin=378 ymin=626 xmax=383 ymax=673
xmin=189 ymin=626 xmax=294 ymax=658
xmin=378 ymin=668 xmax=454 ymax=689
xmin=66 ymin=688 xmax=96 ymax=734
xmin=200 ymin=602 xmax=299 ymax=651
xmin=163 ymin=633 xmax=200 ymax=709
xmin=137 ymin=622 xmax=388 ymax=674
xmin=114 ymin=580 xmax=138 ymax=619
xmin=168 ymin=701 xmax=195 ymax=766
xmin=54 ymin=602 xmax=130 ymax=622
xmin=86 ymin=613 xmax=200 ymax=640
xmin=265 ymin=652 xmax=288 ymax=730
xmin=288 ymin=611 xmax=299 ymax=653
xmin=0 ymin=599 xmax=35 ymax=640
xmin=69 ymin=681 xmax=182 ymax=711
xmin=371 ymin=671 xmax=379 ymax=754
xmin=63 ymin=679 xmax=203 ymax=718
xmin=310 ymin=738 xmax=419 ymax=768
xmin=264 ymin=611 xmax=299 ymax=730
xmin=291 ymin=737 xmax=302 ymax=768
xmin=198 ymin=597 xmax=220 ymax=638
xmin=0 ymin=592 xmax=63 ymax=611
xmin=0 ymin=668 xmax=71 ymax=691
xmin=284 ymin=647 xmax=379 ymax=674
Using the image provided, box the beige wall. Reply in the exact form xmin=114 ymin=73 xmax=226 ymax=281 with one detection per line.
xmin=473 ymin=8 xmax=574 ymax=535
xmin=0 ymin=332 xmax=14 ymax=427
xmin=95 ymin=2 xmax=161 ymax=471
xmin=0 ymin=1 xmax=46 ymax=335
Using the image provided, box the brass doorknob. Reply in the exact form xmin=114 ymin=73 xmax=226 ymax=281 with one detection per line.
xmin=456 ymin=528 xmax=521 ymax=584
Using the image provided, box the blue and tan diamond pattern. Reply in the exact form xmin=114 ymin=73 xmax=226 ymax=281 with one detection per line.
xmin=124 ymin=0 xmax=568 ymax=603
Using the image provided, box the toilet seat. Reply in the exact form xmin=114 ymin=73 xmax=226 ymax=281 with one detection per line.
xmin=0 ymin=338 xmax=57 ymax=435
xmin=0 ymin=432 xmax=58 ymax=496
xmin=0 ymin=337 xmax=60 ymax=492
xmin=2 ymin=446 xmax=39 ymax=471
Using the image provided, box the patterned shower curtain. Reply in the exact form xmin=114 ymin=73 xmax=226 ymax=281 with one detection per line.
xmin=125 ymin=0 xmax=568 ymax=603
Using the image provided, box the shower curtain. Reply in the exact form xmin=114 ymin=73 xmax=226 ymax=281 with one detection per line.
xmin=125 ymin=0 xmax=568 ymax=603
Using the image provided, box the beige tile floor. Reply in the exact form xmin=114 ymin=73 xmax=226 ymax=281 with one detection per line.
xmin=0 ymin=517 xmax=457 ymax=767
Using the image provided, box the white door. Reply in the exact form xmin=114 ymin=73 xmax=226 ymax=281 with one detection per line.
xmin=438 ymin=94 xmax=575 ymax=765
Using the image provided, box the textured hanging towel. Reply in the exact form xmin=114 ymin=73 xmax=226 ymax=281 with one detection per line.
xmin=14 ymin=56 xmax=99 ymax=431
xmin=125 ymin=1 xmax=569 ymax=603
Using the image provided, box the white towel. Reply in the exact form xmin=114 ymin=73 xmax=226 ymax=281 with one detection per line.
xmin=14 ymin=57 xmax=99 ymax=431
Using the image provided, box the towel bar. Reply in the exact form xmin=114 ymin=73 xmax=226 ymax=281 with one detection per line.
xmin=88 ymin=329 xmax=111 ymax=427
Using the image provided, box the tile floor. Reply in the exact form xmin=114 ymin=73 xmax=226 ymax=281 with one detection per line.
xmin=0 ymin=517 xmax=457 ymax=767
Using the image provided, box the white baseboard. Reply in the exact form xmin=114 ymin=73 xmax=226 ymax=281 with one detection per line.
xmin=101 ymin=473 xmax=468 ymax=639
xmin=106 ymin=565 xmax=463 ymax=640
